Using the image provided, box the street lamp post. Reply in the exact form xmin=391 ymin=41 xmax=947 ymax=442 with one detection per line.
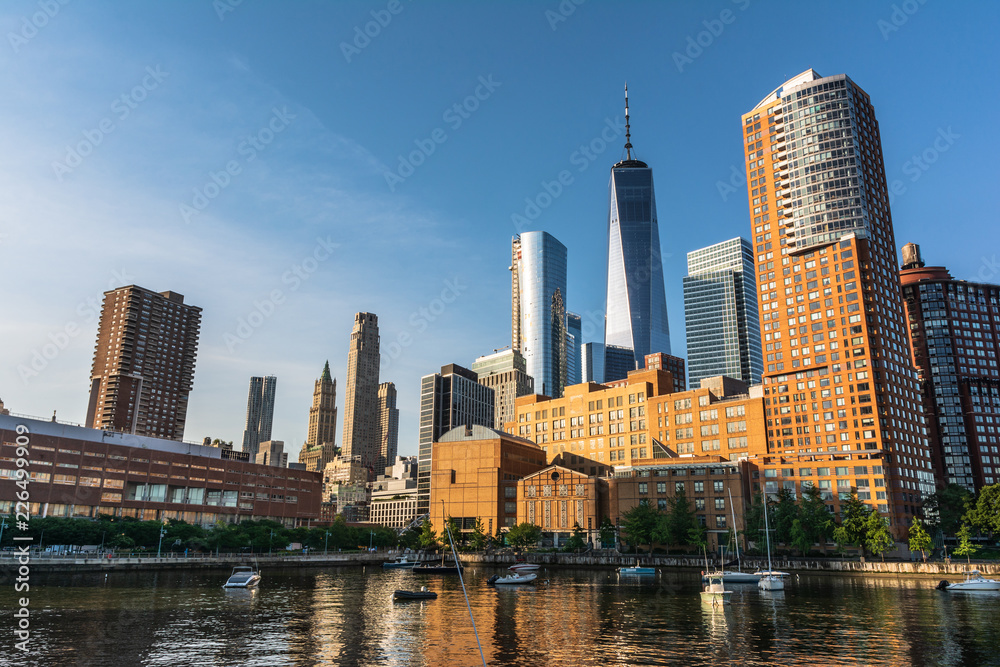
xmin=325 ymin=530 xmax=330 ymax=556
xmin=269 ymin=529 xmax=274 ymax=556
xmin=156 ymin=525 xmax=167 ymax=558
xmin=100 ymin=531 xmax=106 ymax=554
xmin=0 ymin=517 xmax=7 ymax=547
xmin=369 ymin=530 xmax=374 ymax=552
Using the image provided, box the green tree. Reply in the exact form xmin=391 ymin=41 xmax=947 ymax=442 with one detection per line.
xmin=772 ymin=488 xmax=799 ymax=545
xmin=741 ymin=493 xmax=765 ymax=552
xmin=666 ymin=492 xmax=698 ymax=548
xmin=790 ymin=518 xmax=812 ymax=556
xmin=443 ymin=516 xmax=462 ymax=550
xmin=564 ymin=522 xmax=586 ymax=552
xmin=621 ymin=500 xmax=660 ymax=552
xmin=398 ymin=525 xmax=422 ymax=551
xmin=966 ymin=483 xmax=1000 ymax=537
xmin=953 ymin=523 xmax=979 ymax=562
xmin=599 ymin=517 xmax=616 ymax=549
xmin=864 ymin=513 xmax=894 ymax=561
xmin=418 ymin=519 xmax=440 ymax=551
xmin=839 ymin=492 xmax=872 ymax=555
xmin=923 ymin=484 xmax=974 ymax=537
xmin=832 ymin=525 xmax=851 ymax=557
xmin=469 ymin=518 xmax=487 ymax=551
xmin=908 ymin=518 xmax=932 ymax=562
xmin=687 ymin=523 xmax=707 ymax=551
xmin=506 ymin=522 xmax=542 ymax=549
xmin=798 ymin=485 xmax=835 ymax=548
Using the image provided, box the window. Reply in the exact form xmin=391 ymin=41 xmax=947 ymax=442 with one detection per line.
xmin=713 ymin=481 xmax=724 ymax=492
xmin=638 ymin=483 xmax=648 ymax=494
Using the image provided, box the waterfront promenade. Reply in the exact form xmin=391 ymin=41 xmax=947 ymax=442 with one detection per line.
xmin=2 ymin=548 xmax=997 ymax=577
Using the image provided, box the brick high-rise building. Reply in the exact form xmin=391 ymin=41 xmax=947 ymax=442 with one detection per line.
xmin=743 ymin=70 xmax=933 ymax=536
xmin=341 ymin=312 xmax=381 ymax=480
xmin=900 ymin=242 xmax=1000 ymax=491
xmin=298 ymin=361 xmax=338 ymax=473
xmin=85 ymin=285 xmax=201 ymax=441
xmin=241 ymin=375 xmax=277 ymax=459
xmin=377 ymin=381 xmax=399 ymax=474
xmin=472 ymin=348 xmax=535 ymax=430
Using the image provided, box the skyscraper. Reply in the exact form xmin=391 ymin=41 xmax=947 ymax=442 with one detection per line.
xmin=684 ymin=237 xmax=763 ymax=388
xmin=241 ymin=375 xmax=277 ymax=459
xmin=604 ymin=86 xmax=671 ymax=368
xmin=744 ymin=70 xmax=933 ymax=535
xmin=471 ymin=348 xmax=535 ymax=429
xmin=900 ymin=243 xmax=1000 ymax=491
xmin=511 ymin=231 xmax=568 ymax=398
xmin=581 ymin=342 xmax=605 ymax=384
xmin=298 ymin=361 xmax=338 ymax=473
xmin=85 ymin=285 xmax=202 ymax=441
xmin=377 ymin=381 xmax=400 ymax=474
xmin=566 ymin=312 xmax=583 ymax=387
xmin=342 ymin=312 xmax=381 ymax=480
xmin=417 ymin=363 xmax=495 ymax=515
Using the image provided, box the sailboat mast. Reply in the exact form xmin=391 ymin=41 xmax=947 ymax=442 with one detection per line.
xmin=764 ymin=499 xmax=773 ymax=573
xmin=728 ymin=488 xmax=740 ymax=570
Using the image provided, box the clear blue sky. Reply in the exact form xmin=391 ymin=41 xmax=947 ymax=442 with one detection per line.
xmin=2 ymin=0 xmax=997 ymax=457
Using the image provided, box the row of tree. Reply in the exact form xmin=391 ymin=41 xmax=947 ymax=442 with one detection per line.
xmin=0 ymin=514 xmax=407 ymax=554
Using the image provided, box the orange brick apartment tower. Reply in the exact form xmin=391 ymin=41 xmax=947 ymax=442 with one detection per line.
xmin=742 ymin=71 xmax=934 ymax=536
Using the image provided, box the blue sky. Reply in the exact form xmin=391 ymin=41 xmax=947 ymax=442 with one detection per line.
xmin=2 ymin=0 xmax=997 ymax=457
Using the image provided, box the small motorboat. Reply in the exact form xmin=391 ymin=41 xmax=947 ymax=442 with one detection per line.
xmin=937 ymin=570 xmax=1000 ymax=592
xmin=382 ymin=556 xmax=420 ymax=569
xmin=393 ymin=586 xmax=438 ymax=601
xmin=223 ymin=565 xmax=261 ymax=589
xmin=700 ymin=573 xmax=733 ymax=605
xmin=488 ymin=572 xmax=538 ymax=586
xmin=618 ymin=565 xmax=656 ymax=575
xmin=710 ymin=570 xmax=760 ymax=584
xmin=411 ymin=561 xmax=463 ymax=574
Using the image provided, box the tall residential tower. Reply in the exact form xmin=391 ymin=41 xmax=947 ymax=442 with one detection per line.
xmin=85 ymin=285 xmax=202 ymax=441
xmin=377 ymin=381 xmax=400 ymax=474
xmin=744 ymin=70 xmax=932 ymax=536
xmin=511 ymin=231 xmax=568 ymax=398
xmin=241 ymin=375 xmax=277 ymax=459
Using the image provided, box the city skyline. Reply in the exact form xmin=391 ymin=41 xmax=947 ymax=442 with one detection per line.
xmin=2 ymin=2 xmax=997 ymax=458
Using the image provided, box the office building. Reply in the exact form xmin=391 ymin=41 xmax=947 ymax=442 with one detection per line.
xmin=743 ymin=70 xmax=933 ymax=535
xmin=255 ymin=439 xmax=288 ymax=468
xmin=566 ymin=312 xmax=583 ymax=386
xmin=604 ymin=86 xmax=671 ymax=368
xmin=684 ymin=237 xmax=763 ymax=388
xmin=644 ymin=352 xmax=687 ymax=393
xmin=370 ymin=456 xmax=419 ymax=529
xmin=417 ymin=364 xmax=496 ymax=515
xmin=581 ymin=342 xmax=606 ymax=384
xmin=471 ymin=348 xmax=535 ymax=430
xmin=341 ymin=312 xmax=381 ymax=480
xmin=298 ymin=361 xmax=338 ymax=473
xmin=377 ymin=381 xmax=399 ymax=473
xmin=900 ymin=243 xmax=1000 ymax=490
xmin=603 ymin=344 xmax=637 ymax=383
xmin=85 ymin=285 xmax=202 ymax=441
xmin=511 ymin=231 xmax=568 ymax=398
xmin=0 ymin=413 xmax=320 ymax=526
xmin=241 ymin=375 xmax=277 ymax=460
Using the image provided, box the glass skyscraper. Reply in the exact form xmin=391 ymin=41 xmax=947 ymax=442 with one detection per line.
xmin=566 ymin=312 xmax=582 ymax=387
xmin=511 ymin=231 xmax=568 ymax=398
xmin=604 ymin=89 xmax=671 ymax=368
xmin=683 ymin=237 xmax=763 ymax=388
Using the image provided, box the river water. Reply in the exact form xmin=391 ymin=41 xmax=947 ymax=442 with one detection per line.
xmin=2 ymin=565 xmax=998 ymax=666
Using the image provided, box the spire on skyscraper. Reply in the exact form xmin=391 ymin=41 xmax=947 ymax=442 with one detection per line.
xmin=624 ymin=82 xmax=633 ymax=160
xmin=321 ymin=360 xmax=332 ymax=383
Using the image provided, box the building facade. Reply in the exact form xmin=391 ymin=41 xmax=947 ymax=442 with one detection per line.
xmin=377 ymin=382 xmax=399 ymax=474
xmin=744 ymin=70 xmax=933 ymax=536
xmin=471 ymin=349 xmax=534 ymax=430
xmin=511 ymin=231 xmax=569 ymax=399
xmin=900 ymin=243 xmax=1000 ymax=491
xmin=241 ymin=375 xmax=277 ymax=460
xmin=417 ymin=364 xmax=496 ymax=515
xmin=643 ymin=352 xmax=687 ymax=393
xmin=604 ymin=87 xmax=671 ymax=368
xmin=255 ymin=440 xmax=288 ymax=468
xmin=341 ymin=312 xmax=381 ymax=481
xmin=566 ymin=312 xmax=583 ymax=387
xmin=299 ymin=361 xmax=338 ymax=473
xmin=684 ymin=237 xmax=763 ymax=388
xmin=85 ymin=285 xmax=202 ymax=441
xmin=603 ymin=344 xmax=637 ymax=383
xmin=0 ymin=414 xmax=320 ymax=527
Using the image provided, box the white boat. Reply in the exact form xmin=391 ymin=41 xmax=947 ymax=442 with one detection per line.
xmin=701 ymin=573 xmax=733 ymax=605
xmin=757 ymin=502 xmax=784 ymax=592
xmin=223 ymin=565 xmax=261 ymax=589
xmin=508 ymin=562 xmax=540 ymax=573
xmin=938 ymin=570 xmax=1000 ymax=592
xmin=382 ymin=556 xmax=420 ymax=569
xmin=488 ymin=572 xmax=537 ymax=585
xmin=619 ymin=566 xmax=656 ymax=575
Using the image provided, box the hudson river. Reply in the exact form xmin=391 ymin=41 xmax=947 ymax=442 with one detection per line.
xmin=3 ymin=565 xmax=999 ymax=666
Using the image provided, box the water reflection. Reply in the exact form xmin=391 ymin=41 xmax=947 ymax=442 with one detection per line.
xmin=4 ymin=567 xmax=1000 ymax=666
